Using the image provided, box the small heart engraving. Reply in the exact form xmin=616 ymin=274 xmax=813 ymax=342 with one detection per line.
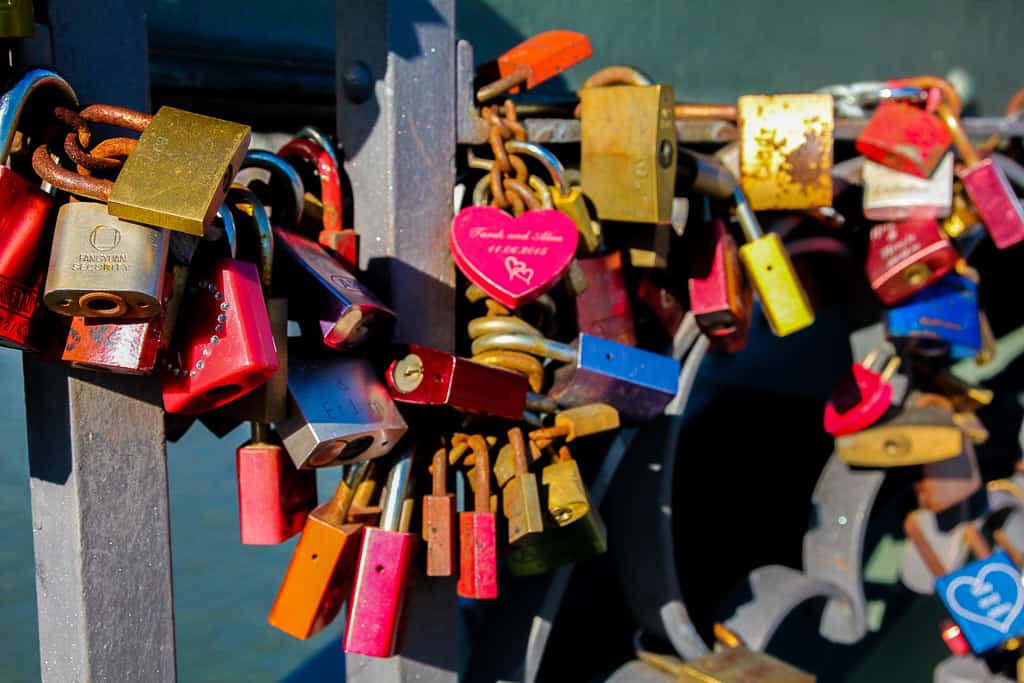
xmin=450 ymin=206 xmax=578 ymax=309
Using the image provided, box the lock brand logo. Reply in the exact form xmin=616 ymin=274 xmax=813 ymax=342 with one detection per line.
xmin=89 ymin=224 xmax=122 ymax=252
xmin=937 ymin=551 xmax=1024 ymax=652
xmin=504 ymin=257 xmax=534 ymax=285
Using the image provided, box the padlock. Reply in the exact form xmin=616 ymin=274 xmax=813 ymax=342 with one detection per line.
xmin=940 ymin=620 xmax=972 ymax=657
xmin=275 ymin=227 xmax=394 ymax=350
xmin=542 ymin=445 xmax=593 ymax=528
xmin=733 ymin=187 xmax=815 ymax=336
xmin=277 ymin=341 xmax=407 ymax=469
xmin=476 ymin=30 xmax=592 ymax=101
xmin=0 ymin=70 xmax=79 ymax=350
xmin=268 ymin=461 xmax=370 ymax=640
xmin=160 ymin=205 xmax=279 ymax=415
xmin=737 ymin=93 xmax=834 ymax=210
xmin=580 ymin=84 xmax=676 ymax=223
xmin=823 ymin=347 xmax=901 ymax=437
xmin=0 ymin=0 xmax=33 ymax=37
xmin=277 ymin=137 xmax=344 ymax=237
xmin=864 ymin=219 xmax=958 ymax=305
xmin=639 ymin=647 xmax=815 ymax=683
xmin=862 ymin=152 xmax=954 ymax=221
xmin=61 ymin=274 xmax=172 ymax=374
xmin=504 ymin=140 xmax=601 ymax=253
xmin=471 ymin=332 xmax=679 ymax=421
xmin=212 ymin=186 xmax=289 ymax=425
xmin=343 ymin=450 xmax=418 ymax=657
xmin=835 ymin=392 xmax=963 ymax=467
xmin=635 ymin=274 xmax=685 ymax=338
xmin=936 ymin=101 xmax=1024 ymax=249
xmin=885 ymin=273 xmax=981 ymax=360
xmin=574 ymin=252 xmax=636 ymax=346
xmin=43 ymin=201 xmax=169 ymax=318
xmin=502 ymin=428 xmax=544 ymax=545
xmin=236 ymin=422 xmax=317 ymax=545
xmin=915 ymin=438 xmax=981 ymax=513
xmin=457 ymin=435 xmax=499 ymax=599
xmin=385 ymin=344 xmax=534 ymax=421
xmin=423 ymin=445 xmax=457 ymax=577
xmin=688 ymin=218 xmax=752 ymax=352
xmin=91 ymin=105 xmax=251 ymax=235
xmin=855 ymin=87 xmax=951 ymax=179
xmin=625 ymin=221 xmax=670 ymax=269
xmin=527 ymin=403 xmax=621 ymax=450
xmin=906 ymin=511 xmax=1024 ymax=654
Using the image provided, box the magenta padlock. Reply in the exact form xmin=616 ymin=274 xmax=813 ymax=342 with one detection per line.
xmin=343 ymin=449 xmax=417 ymax=658
xmin=161 ymin=206 xmax=279 ymax=414
xmin=936 ymin=102 xmax=1024 ymax=249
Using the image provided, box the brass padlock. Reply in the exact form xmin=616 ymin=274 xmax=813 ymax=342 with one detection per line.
xmin=836 ymin=392 xmax=963 ymax=467
xmin=502 ymin=428 xmax=545 ymax=545
xmin=738 ymin=93 xmax=834 ymax=210
xmin=640 ymin=647 xmax=815 ymax=683
xmin=580 ymin=84 xmax=676 ymax=223
xmin=44 ymin=202 xmax=169 ymax=318
xmin=104 ymin=106 xmax=251 ymax=236
xmin=542 ymin=446 xmax=591 ymax=527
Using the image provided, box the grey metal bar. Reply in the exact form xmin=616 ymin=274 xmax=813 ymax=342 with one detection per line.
xmin=22 ymin=2 xmax=176 ymax=681
xmin=336 ymin=1 xmax=458 ymax=681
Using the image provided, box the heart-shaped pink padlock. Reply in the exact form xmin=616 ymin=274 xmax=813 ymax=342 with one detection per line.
xmin=450 ymin=206 xmax=578 ymax=309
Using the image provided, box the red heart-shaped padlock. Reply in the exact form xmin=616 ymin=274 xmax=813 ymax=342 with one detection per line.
xmin=823 ymin=364 xmax=894 ymax=437
xmin=450 ymin=206 xmax=578 ymax=309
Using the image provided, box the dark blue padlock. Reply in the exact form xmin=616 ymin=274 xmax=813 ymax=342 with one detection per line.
xmin=885 ymin=273 xmax=981 ymax=360
xmin=470 ymin=332 xmax=679 ymax=421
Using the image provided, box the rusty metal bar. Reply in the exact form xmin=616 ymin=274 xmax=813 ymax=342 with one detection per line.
xmin=20 ymin=2 xmax=176 ymax=681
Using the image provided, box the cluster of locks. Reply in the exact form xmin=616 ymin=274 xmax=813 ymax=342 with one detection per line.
xmin=6 ymin=24 xmax=1024 ymax=677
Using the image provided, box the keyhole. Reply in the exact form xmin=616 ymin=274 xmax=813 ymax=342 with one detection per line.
xmin=311 ymin=554 xmax=319 ymax=561
xmin=375 ymin=564 xmax=384 ymax=573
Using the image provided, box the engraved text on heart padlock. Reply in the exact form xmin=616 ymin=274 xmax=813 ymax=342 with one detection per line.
xmin=450 ymin=206 xmax=579 ymax=309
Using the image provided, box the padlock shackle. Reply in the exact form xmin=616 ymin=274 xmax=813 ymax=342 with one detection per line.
xmin=504 ymin=140 xmax=568 ymax=193
xmin=242 ymin=150 xmax=305 ymax=227
xmin=733 ymin=187 xmax=764 ymax=243
xmin=994 ymin=529 xmax=1024 ymax=567
xmin=228 ymin=185 xmax=274 ymax=291
xmin=320 ymin=459 xmax=371 ymax=527
xmin=508 ymin=428 xmax=530 ymax=474
xmin=579 ymin=64 xmax=652 ymax=89
xmin=216 ymin=203 xmax=238 ymax=259
xmin=467 ymin=435 xmax=491 ymax=512
xmin=855 ymin=85 xmax=928 ymax=109
xmin=380 ymin=449 xmax=414 ymax=532
xmin=250 ymin=421 xmax=272 ymax=444
xmin=32 ymin=143 xmax=113 ymax=200
xmin=467 ymin=316 xmax=540 ymax=341
xmin=431 ymin=447 xmax=447 ymax=497
xmin=66 ymin=135 xmax=135 ymax=172
xmin=78 ymin=103 xmax=151 ymax=132
xmin=471 ymin=349 xmax=545 ymax=393
xmin=0 ymin=69 xmax=78 ymax=164
xmin=294 ymin=125 xmax=340 ymax=170
xmin=470 ymin=332 xmax=575 ymax=364
xmin=935 ymin=102 xmax=981 ymax=167
xmin=503 ymin=176 xmax=542 ymax=211
xmin=903 ymin=511 xmax=948 ymax=578
xmin=892 ymin=76 xmax=962 ymax=116
xmin=962 ymin=524 xmax=992 ymax=560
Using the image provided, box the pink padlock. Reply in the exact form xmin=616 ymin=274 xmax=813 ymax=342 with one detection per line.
xmin=457 ymin=435 xmax=498 ymax=600
xmin=343 ymin=450 xmax=418 ymax=658
xmin=575 ymin=252 xmax=636 ymax=346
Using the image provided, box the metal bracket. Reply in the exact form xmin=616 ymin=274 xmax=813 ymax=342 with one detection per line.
xmin=456 ymin=40 xmax=489 ymax=145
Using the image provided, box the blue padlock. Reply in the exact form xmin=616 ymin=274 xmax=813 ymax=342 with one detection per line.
xmin=936 ymin=550 xmax=1024 ymax=654
xmin=885 ymin=273 xmax=981 ymax=360
xmin=470 ymin=332 xmax=679 ymax=421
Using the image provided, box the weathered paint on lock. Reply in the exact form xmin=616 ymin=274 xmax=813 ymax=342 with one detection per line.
xmin=856 ymin=101 xmax=952 ymax=179
xmin=63 ymin=314 xmax=162 ymax=374
xmin=688 ymin=219 xmax=751 ymax=352
xmin=738 ymin=93 xmax=834 ymax=210
xmin=236 ymin=440 xmax=317 ymax=545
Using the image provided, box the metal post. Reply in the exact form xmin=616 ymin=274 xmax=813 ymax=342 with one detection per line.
xmin=21 ymin=2 xmax=176 ymax=681
xmin=336 ymin=1 xmax=458 ymax=681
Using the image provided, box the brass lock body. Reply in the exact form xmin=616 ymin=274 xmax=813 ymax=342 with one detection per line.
xmin=580 ymin=84 xmax=676 ymax=223
xmin=44 ymin=202 xmax=169 ymax=318
xmin=738 ymin=93 xmax=834 ymax=210
xmin=836 ymin=395 xmax=962 ymax=467
xmin=108 ymin=107 xmax=251 ymax=236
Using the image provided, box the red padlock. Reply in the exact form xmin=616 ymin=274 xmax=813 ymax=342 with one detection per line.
xmin=688 ymin=219 xmax=752 ymax=352
xmin=236 ymin=423 xmax=317 ymax=545
xmin=344 ymin=449 xmax=418 ymax=658
xmin=864 ymin=219 xmax=958 ymax=305
xmin=386 ymin=344 xmax=532 ymax=421
xmin=477 ymin=30 xmax=593 ymax=101
xmin=277 ymin=136 xmax=358 ymax=269
xmin=823 ymin=348 xmax=901 ymax=437
xmin=0 ymin=70 xmax=79 ymax=350
xmin=635 ymin=274 xmax=684 ymax=338
xmin=457 ymin=435 xmax=499 ymax=599
xmin=423 ymin=445 xmax=457 ymax=577
xmin=855 ymin=86 xmax=951 ymax=179
xmin=161 ymin=207 xmax=279 ymax=414
xmin=936 ymin=102 xmax=1024 ymax=249
xmin=574 ymin=252 xmax=637 ymax=346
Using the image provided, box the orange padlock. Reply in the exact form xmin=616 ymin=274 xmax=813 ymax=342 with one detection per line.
xmin=477 ymin=30 xmax=592 ymax=101
xmin=267 ymin=461 xmax=372 ymax=640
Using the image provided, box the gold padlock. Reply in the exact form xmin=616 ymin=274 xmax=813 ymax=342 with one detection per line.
xmin=738 ymin=93 xmax=834 ymax=211
xmin=44 ymin=201 xmax=169 ymax=318
xmin=580 ymin=84 xmax=676 ymax=223
xmin=107 ymin=106 xmax=251 ymax=236
xmin=639 ymin=646 xmax=815 ymax=683
xmin=541 ymin=446 xmax=592 ymax=527
xmin=836 ymin=392 xmax=963 ymax=467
